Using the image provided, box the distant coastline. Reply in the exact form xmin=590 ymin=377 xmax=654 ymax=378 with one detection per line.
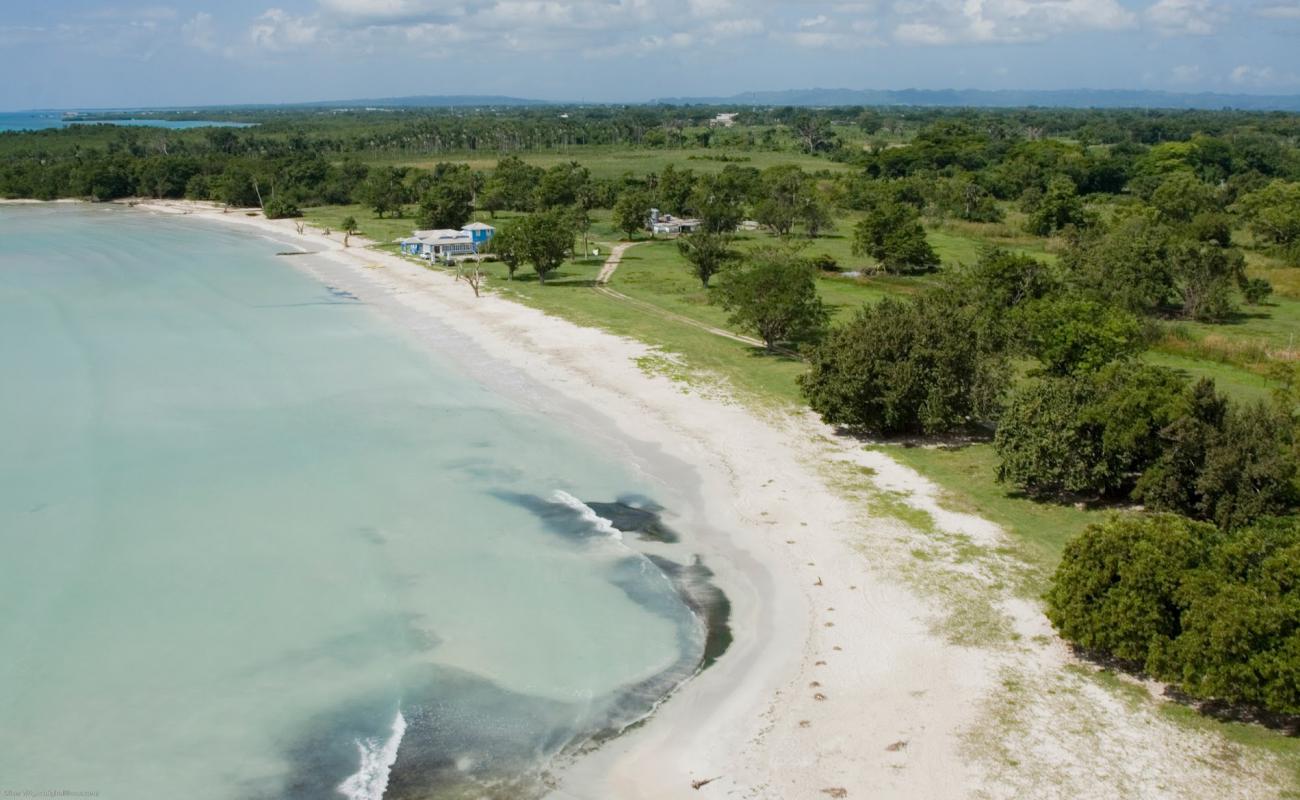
xmin=7 ymin=86 xmax=1300 ymax=121
xmin=0 ymin=112 xmax=255 ymax=133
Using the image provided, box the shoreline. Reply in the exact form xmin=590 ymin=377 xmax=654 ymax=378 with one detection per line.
xmin=117 ymin=199 xmax=990 ymax=797
xmin=39 ymin=197 xmax=1286 ymax=799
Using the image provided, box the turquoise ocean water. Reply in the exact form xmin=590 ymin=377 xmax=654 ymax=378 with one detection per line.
xmin=0 ymin=204 xmax=720 ymax=799
xmin=0 ymin=113 xmax=253 ymax=132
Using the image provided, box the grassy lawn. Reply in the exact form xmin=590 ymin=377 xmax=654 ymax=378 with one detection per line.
xmin=1143 ymin=351 xmax=1281 ymax=403
xmin=881 ymin=442 xmax=1103 ymax=576
xmin=365 ymin=145 xmax=853 ymax=181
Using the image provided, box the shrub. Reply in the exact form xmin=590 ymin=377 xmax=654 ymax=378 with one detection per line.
xmin=1046 ymin=513 xmax=1219 ymax=669
xmin=1048 ymin=514 xmax=1300 ymax=715
xmin=262 ymin=195 xmax=301 ymax=219
xmin=851 ymin=199 xmax=940 ymax=274
xmin=995 ymin=363 xmax=1186 ymax=498
xmin=1169 ymin=519 xmax=1300 ymax=712
xmin=1014 ymin=298 xmax=1144 ymax=376
xmin=800 ymin=295 xmax=1006 ymax=435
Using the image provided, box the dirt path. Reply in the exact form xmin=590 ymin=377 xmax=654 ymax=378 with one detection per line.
xmin=594 ymin=284 xmax=770 ymax=348
xmin=593 ymin=239 xmax=783 ymax=351
xmin=595 ymin=241 xmax=640 ymax=285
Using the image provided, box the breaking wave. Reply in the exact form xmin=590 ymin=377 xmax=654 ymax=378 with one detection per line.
xmin=337 ymin=710 xmax=406 ymax=800
xmin=551 ymin=490 xmax=624 ymax=541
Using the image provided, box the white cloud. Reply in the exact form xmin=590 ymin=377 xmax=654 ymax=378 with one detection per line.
xmin=1228 ymin=63 xmax=1300 ymax=87
xmin=891 ymin=0 xmax=1136 ymax=45
xmin=799 ymin=14 xmax=830 ymax=27
xmin=182 ymin=12 xmax=218 ymax=52
xmin=1146 ymin=0 xmax=1225 ymax=36
xmin=248 ymin=9 xmax=320 ymax=50
xmin=688 ymin=0 xmax=737 ymax=17
xmin=317 ymin=0 xmax=466 ymax=19
xmin=1255 ymin=2 xmax=1300 ymax=17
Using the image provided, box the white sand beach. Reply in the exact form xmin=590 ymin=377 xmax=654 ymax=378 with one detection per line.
xmin=123 ymin=199 xmax=1290 ymax=800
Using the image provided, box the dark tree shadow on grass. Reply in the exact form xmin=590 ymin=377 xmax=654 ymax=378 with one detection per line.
xmin=1069 ymin=646 xmax=1300 ymax=737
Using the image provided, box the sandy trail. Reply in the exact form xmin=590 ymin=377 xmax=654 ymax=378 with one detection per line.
xmin=119 ymin=199 xmax=1294 ymax=800
xmin=595 ymin=240 xmax=640 ymax=285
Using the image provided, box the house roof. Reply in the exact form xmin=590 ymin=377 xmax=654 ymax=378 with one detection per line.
xmin=462 ymin=222 xmax=496 ymax=231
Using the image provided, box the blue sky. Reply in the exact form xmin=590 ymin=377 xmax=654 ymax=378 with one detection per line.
xmin=4 ymin=1 xmax=1300 ymax=109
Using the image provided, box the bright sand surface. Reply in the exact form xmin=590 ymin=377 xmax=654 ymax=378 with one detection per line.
xmin=123 ymin=199 xmax=1290 ymax=800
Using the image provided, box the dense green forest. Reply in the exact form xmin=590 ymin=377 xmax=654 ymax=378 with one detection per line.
xmin=6 ymin=104 xmax=1300 ymax=717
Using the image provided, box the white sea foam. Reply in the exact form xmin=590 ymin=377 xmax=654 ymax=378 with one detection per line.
xmin=337 ymin=710 xmax=406 ymax=800
xmin=551 ymin=490 xmax=624 ymax=541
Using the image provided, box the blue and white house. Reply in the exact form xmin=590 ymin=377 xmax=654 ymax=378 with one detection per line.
xmin=462 ymin=222 xmax=496 ymax=247
xmin=399 ymin=223 xmax=496 ymax=261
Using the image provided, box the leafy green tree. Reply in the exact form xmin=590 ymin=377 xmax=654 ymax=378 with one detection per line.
xmin=754 ymin=164 xmax=821 ymax=236
xmin=533 ymin=161 xmax=590 ymax=210
xmin=415 ymin=178 xmax=474 ymax=230
xmin=358 ymin=166 xmax=407 ymax=219
xmin=1242 ymin=277 xmax=1272 ymax=305
xmin=1014 ymin=298 xmax=1144 ymax=376
xmin=1133 ymin=379 xmax=1228 ymax=515
xmin=928 ymin=175 xmax=1004 ymax=223
xmin=1150 ymin=171 xmax=1219 ymax=224
xmin=1194 ymin=401 xmax=1298 ymax=530
xmin=1186 ymin=211 xmax=1234 ymax=246
xmin=995 ymin=363 xmax=1186 ymax=498
xmin=1045 ymin=513 xmax=1219 ymax=668
xmin=1168 ymin=241 xmax=1246 ymax=322
xmin=754 ymin=165 xmax=817 ymax=237
xmin=791 ymin=113 xmax=835 ymax=154
xmin=1027 ymin=176 xmax=1087 ymax=235
xmin=714 ymin=246 xmax=828 ymax=350
xmin=1063 ymin=211 xmax=1176 ymax=316
xmin=690 ymin=173 xmax=745 ymax=234
xmin=945 ymin=248 xmax=1060 ymax=349
xmin=655 ymin=163 xmax=696 ymax=214
xmin=677 ymin=233 xmax=738 ymax=289
xmin=214 ymin=163 xmax=261 ymax=208
xmin=340 ymin=215 xmax=358 ymax=247
xmin=800 ymin=295 xmax=1007 ymax=435
xmin=511 ymin=209 xmax=575 ymax=284
xmin=797 ymin=188 xmax=834 ymax=238
xmin=488 ymin=224 xmax=522 ymax=281
xmin=851 ymin=200 xmax=939 ymax=274
xmin=1237 ymin=181 xmax=1300 ymax=250
xmin=481 ymin=155 xmax=542 ymax=215
xmin=613 ymin=189 xmax=651 ymax=240
xmin=1170 ymin=519 xmax=1300 ymax=713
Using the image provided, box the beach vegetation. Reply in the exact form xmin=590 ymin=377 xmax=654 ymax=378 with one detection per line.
xmin=504 ymin=209 xmax=576 ymax=285
xmin=1046 ymin=513 xmax=1300 ymax=716
xmin=714 ymin=246 xmax=828 ymax=350
xmin=415 ymin=164 xmax=475 ymax=230
xmin=677 ymin=232 xmax=738 ymax=289
xmin=850 ymin=199 xmax=939 ymax=274
xmin=800 ymin=295 xmax=1005 ymax=435
xmin=613 ymin=189 xmax=652 ymax=240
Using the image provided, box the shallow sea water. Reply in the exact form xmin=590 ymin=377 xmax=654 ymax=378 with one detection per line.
xmin=0 ymin=204 xmax=721 ymax=800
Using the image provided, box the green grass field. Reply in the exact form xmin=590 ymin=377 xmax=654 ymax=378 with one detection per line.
xmin=307 ymin=198 xmax=1291 ymax=573
xmin=367 ymin=145 xmax=854 ymax=181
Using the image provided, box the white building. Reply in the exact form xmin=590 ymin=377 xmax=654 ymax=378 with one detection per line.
xmin=399 ymin=223 xmax=495 ymax=261
xmin=648 ymin=208 xmax=702 ymax=236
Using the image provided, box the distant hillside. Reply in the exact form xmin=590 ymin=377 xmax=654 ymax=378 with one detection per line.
xmin=651 ymin=88 xmax=1300 ymax=112
xmin=299 ymin=95 xmax=551 ymax=108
